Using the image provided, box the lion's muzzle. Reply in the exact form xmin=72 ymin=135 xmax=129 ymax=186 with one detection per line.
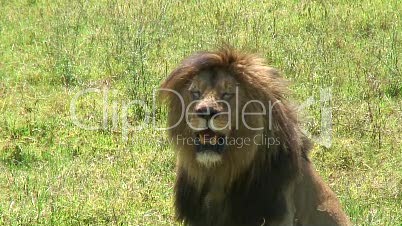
xmin=195 ymin=129 xmax=226 ymax=154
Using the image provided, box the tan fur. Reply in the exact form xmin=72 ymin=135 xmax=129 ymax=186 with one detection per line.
xmin=160 ymin=47 xmax=351 ymax=226
xmin=293 ymin=161 xmax=351 ymax=225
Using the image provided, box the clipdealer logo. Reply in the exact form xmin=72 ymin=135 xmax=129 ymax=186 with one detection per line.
xmin=69 ymin=87 xmax=332 ymax=147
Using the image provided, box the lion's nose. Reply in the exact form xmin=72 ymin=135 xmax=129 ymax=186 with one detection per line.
xmin=195 ymin=107 xmax=219 ymax=119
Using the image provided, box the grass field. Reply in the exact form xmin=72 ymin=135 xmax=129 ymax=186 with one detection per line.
xmin=1 ymin=0 xmax=401 ymax=225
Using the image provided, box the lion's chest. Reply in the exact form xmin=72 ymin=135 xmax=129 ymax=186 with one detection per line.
xmin=197 ymin=185 xmax=235 ymax=225
xmin=202 ymin=186 xmax=226 ymax=214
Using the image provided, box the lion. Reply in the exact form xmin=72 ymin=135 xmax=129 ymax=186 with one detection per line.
xmin=160 ymin=47 xmax=351 ymax=226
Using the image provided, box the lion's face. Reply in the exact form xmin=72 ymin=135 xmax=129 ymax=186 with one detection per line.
xmin=186 ymin=69 xmax=237 ymax=165
xmin=182 ymin=69 xmax=265 ymax=167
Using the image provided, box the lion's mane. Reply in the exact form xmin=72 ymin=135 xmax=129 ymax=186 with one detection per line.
xmin=160 ymin=47 xmax=312 ymax=225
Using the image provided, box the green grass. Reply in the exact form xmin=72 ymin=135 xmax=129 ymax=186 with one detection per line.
xmin=0 ymin=0 xmax=401 ymax=225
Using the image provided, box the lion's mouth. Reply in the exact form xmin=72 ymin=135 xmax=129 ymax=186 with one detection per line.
xmin=195 ymin=129 xmax=226 ymax=153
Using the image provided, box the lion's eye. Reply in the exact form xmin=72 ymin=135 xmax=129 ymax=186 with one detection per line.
xmin=191 ymin=91 xmax=201 ymax=100
xmin=222 ymin=93 xmax=234 ymax=100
